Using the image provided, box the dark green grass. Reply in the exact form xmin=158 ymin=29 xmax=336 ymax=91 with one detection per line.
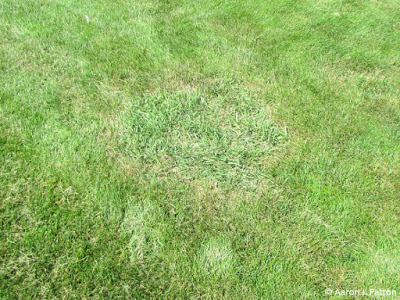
xmin=1 ymin=0 xmax=400 ymax=298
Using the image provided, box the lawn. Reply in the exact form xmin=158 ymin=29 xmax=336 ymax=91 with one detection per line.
xmin=1 ymin=0 xmax=399 ymax=298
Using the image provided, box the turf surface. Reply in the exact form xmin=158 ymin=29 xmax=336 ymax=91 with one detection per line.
xmin=1 ymin=0 xmax=400 ymax=298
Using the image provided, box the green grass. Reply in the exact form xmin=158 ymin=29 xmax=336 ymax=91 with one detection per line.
xmin=1 ymin=0 xmax=400 ymax=298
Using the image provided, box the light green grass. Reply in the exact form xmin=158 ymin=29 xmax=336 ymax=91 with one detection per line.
xmin=1 ymin=0 xmax=399 ymax=298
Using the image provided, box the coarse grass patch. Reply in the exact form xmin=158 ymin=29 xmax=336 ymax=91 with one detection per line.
xmin=118 ymin=88 xmax=284 ymax=188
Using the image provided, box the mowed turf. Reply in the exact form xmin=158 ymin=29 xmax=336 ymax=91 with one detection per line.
xmin=1 ymin=0 xmax=400 ymax=298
